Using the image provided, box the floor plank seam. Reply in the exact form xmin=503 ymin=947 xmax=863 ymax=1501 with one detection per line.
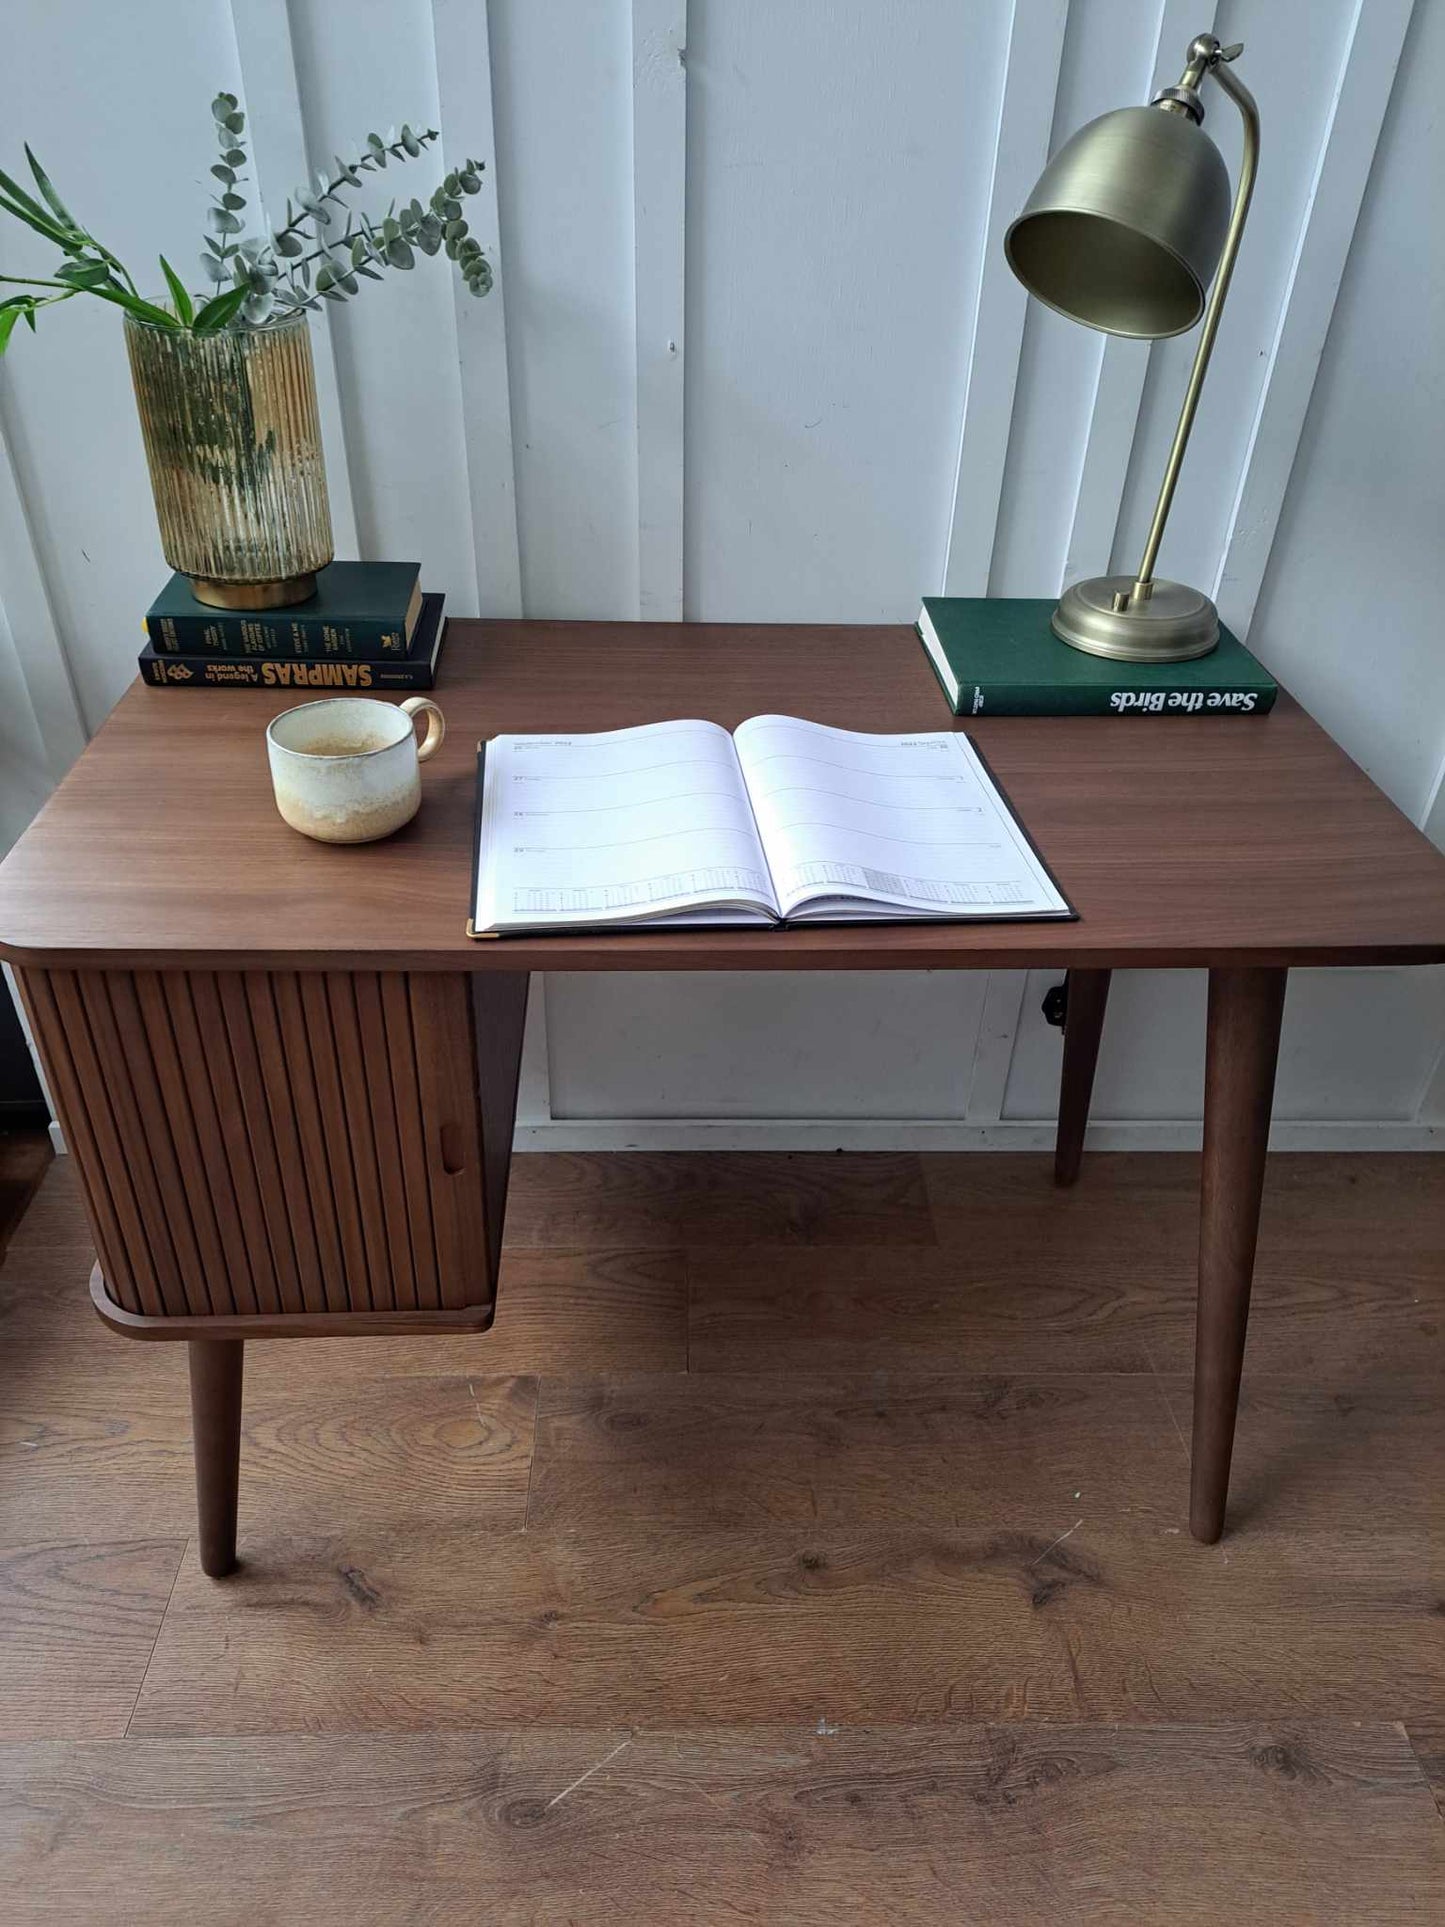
xmin=1143 ymin=1336 xmax=1193 ymax=1465
xmin=682 ymin=1246 xmax=695 ymax=1374
xmin=121 ymin=1537 xmax=189 ymax=1741
xmin=521 ymin=1379 xmax=543 ymax=1531
xmin=1402 ymin=1723 xmax=1445 ymax=1831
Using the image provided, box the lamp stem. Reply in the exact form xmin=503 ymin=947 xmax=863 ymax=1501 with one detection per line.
xmin=1124 ymin=57 xmax=1260 ymax=609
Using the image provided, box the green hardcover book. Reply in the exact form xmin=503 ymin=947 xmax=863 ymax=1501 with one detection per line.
xmin=139 ymin=594 xmax=446 ymax=690
xmin=146 ymin=561 xmax=422 ymax=659
xmin=916 ymin=597 xmax=1277 ymax=717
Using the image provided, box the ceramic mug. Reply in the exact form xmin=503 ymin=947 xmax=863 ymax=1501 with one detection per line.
xmin=266 ymin=695 xmax=446 ymax=843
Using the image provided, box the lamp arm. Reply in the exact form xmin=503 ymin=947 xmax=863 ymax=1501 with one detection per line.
xmin=1124 ymin=55 xmax=1259 ymax=609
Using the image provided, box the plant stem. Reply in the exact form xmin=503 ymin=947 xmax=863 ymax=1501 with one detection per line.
xmin=0 ymin=273 xmax=83 ymax=290
xmin=269 ymin=133 xmax=436 ymax=250
xmin=92 ymin=242 xmax=139 ymax=297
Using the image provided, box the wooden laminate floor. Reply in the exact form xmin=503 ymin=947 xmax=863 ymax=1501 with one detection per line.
xmin=0 ymin=1149 xmax=1441 ymax=1924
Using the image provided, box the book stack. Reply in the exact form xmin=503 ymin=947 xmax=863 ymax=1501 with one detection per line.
xmin=138 ymin=562 xmax=446 ymax=691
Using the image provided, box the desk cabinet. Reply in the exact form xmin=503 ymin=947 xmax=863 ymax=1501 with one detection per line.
xmin=19 ymin=966 xmax=527 ymax=1337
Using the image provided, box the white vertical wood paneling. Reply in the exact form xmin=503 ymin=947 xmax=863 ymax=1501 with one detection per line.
xmin=284 ymin=0 xmax=480 ymax=604
xmin=630 ymin=0 xmax=687 ymax=620
xmin=0 ymin=424 xmax=87 ymax=782
xmin=941 ymin=0 xmax=1067 ymax=595
xmin=430 ymin=0 xmax=522 ymax=615
xmin=683 ymin=0 xmax=1004 ymax=622
xmin=1211 ymin=0 xmax=1415 ymax=638
xmin=1417 ymin=1023 xmax=1445 ymax=1125
xmin=1061 ymin=0 xmax=1216 ymax=590
xmin=487 ymin=0 xmax=638 ymax=619
xmin=514 ymin=972 xmax=553 ymax=1126
xmin=964 ymin=970 xmax=1030 ymax=1125
xmin=1421 ymin=757 xmax=1445 ymax=850
xmin=229 ymin=0 xmax=361 ymax=560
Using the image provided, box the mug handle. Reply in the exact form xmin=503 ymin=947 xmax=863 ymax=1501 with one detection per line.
xmin=400 ymin=696 xmax=446 ymax=764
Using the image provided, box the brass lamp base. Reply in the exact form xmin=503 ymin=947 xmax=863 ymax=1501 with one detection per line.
xmin=1052 ymin=575 xmax=1219 ymax=662
xmin=189 ymin=572 xmax=320 ymax=611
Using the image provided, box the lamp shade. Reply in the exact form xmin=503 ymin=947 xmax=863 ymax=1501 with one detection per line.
xmin=1005 ymin=105 xmax=1231 ymax=338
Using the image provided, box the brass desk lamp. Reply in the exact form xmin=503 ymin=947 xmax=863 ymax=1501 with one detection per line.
xmin=1006 ymin=32 xmax=1259 ymax=661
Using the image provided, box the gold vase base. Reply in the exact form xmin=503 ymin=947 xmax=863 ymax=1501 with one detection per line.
xmin=1052 ymin=576 xmax=1219 ymax=662
xmin=188 ymin=572 xmax=320 ymax=611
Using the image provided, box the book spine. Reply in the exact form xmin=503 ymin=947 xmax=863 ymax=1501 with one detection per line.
xmin=146 ymin=612 xmax=410 ymax=659
xmin=138 ymin=653 xmax=435 ymax=691
xmin=959 ymin=683 xmax=1277 ymax=717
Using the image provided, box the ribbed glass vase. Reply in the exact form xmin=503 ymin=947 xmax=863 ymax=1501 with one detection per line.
xmin=124 ymin=309 xmax=333 ymax=609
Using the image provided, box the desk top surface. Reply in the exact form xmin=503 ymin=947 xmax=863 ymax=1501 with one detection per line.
xmin=2 ymin=619 xmax=1443 ymax=971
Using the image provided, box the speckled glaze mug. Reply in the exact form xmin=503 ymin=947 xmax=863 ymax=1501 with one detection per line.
xmin=266 ymin=695 xmax=446 ymax=843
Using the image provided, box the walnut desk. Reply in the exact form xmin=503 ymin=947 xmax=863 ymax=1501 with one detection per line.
xmin=3 ymin=620 xmax=1443 ymax=1575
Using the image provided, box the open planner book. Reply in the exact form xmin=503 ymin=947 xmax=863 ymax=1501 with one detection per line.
xmin=468 ymin=715 xmax=1073 ymax=936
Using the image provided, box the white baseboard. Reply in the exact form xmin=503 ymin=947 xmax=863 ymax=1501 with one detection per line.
xmin=512 ymin=1116 xmax=1443 ymax=1152
xmin=47 ymin=1114 xmax=1438 ymax=1160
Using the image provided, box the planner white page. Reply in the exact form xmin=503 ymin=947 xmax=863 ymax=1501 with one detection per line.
xmin=473 ymin=719 xmax=779 ymax=932
xmin=732 ymin=715 xmax=1071 ymax=921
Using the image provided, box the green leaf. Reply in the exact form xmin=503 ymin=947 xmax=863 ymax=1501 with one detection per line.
xmin=401 ymin=127 xmax=420 ymax=157
xmin=207 ymin=208 xmax=244 ymax=235
xmin=0 ymin=168 xmax=71 ymax=245
xmin=23 ymin=146 xmax=79 ymax=232
xmin=273 ymin=231 xmax=304 ymax=258
xmin=210 ymin=164 xmax=236 ymax=184
xmin=85 ymin=286 xmax=182 ymax=328
xmin=191 ymin=284 xmax=249 ymax=333
xmin=224 ymin=110 xmax=246 ymax=135
xmin=52 ymin=257 xmax=110 ymax=287
xmin=212 ymin=92 xmax=238 ymax=118
xmin=386 ymin=237 xmax=414 ymax=270
xmin=0 ymin=305 xmax=23 ymax=355
xmin=220 ymin=191 xmax=246 ymax=211
xmin=223 ymin=147 xmax=246 ymax=168
xmin=200 ymin=253 xmax=229 ymax=285
xmin=158 ymin=255 xmax=194 ymax=325
xmin=459 ymin=171 xmax=481 ymax=195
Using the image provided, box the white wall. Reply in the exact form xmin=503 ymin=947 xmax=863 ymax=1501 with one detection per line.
xmin=1 ymin=0 xmax=1441 ymax=1149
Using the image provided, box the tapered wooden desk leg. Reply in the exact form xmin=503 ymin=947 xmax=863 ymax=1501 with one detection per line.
xmin=1190 ymin=967 xmax=1287 ymax=1544
xmin=188 ymin=1339 xmax=244 ymax=1578
xmin=1054 ymin=968 xmax=1112 ymax=1186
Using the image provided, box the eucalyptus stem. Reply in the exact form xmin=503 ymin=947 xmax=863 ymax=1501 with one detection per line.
xmin=0 ymin=89 xmax=491 ymax=353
